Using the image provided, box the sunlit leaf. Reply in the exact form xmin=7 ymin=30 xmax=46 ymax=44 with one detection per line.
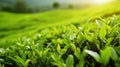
xmin=99 ymin=27 xmax=106 ymax=40
xmin=76 ymin=61 xmax=85 ymax=67
xmin=57 ymin=44 xmax=61 ymax=54
xmin=24 ymin=59 xmax=31 ymax=67
xmin=100 ymin=47 xmax=111 ymax=65
xmin=85 ymin=50 xmax=100 ymax=62
xmin=66 ymin=55 xmax=74 ymax=67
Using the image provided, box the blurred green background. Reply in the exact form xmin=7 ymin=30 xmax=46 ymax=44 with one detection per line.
xmin=0 ymin=0 xmax=120 ymax=47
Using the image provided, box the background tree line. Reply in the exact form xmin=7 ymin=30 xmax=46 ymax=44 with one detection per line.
xmin=0 ymin=0 xmax=33 ymax=13
xmin=0 ymin=1 xmax=74 ymax=13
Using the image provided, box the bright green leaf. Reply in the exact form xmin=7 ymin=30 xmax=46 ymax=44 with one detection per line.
xmin=66 ymin=55 xmax=74 ymax=67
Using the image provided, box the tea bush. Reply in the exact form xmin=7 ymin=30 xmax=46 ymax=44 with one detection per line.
xmin=0 ymin=15 xmax=120 ymax=67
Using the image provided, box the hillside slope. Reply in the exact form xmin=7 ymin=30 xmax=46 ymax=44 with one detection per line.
xmin=0 ymin=1 xmax=120 ymax=46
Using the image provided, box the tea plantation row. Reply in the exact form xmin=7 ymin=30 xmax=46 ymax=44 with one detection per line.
xmin=0 ymin=15 xmax=120 ymax=67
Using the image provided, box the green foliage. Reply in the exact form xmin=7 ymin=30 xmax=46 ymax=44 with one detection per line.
xmin=85 ymin=46 xmax=118 ymax=66
xmin=66 ymin=55 xmax=74 ymax=67
xmin=1 ymin=1 xmax=120 ymax=46
xmin=13 ymin=0 xmax=33 ymax=13
xmin=68 ymin=4 xmax=74 ymax=9
xmin=1 ymin=5 xmax=13 ymax=12
xmin=1 ymin=1 xmax=120 ymax=67
xmin=0 ymin=15 xmax=120 ymax=67
xmin=0 ymin=0 xmax=33 ymax=13
xmin=53 ymin=2 xmax=60 ymax=9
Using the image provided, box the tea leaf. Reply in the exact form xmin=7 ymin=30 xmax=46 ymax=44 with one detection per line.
xmin=85 ymin=50 xmax=100 ymax=62
xmin=66 ymin=55 xmax=74 ymax=67
xmin=100 ymin=47 xmax=111 ymax=65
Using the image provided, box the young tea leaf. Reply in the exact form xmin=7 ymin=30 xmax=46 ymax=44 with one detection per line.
xmin=66 ymin=55 xmax=74 ymax=67
xmin=99 ymin=27 xmax=106 ymax=40
xmin=85 ymin=50 xmax=100 ymax=62
xmin=100 ymin=47 xmax=111 ymax=66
